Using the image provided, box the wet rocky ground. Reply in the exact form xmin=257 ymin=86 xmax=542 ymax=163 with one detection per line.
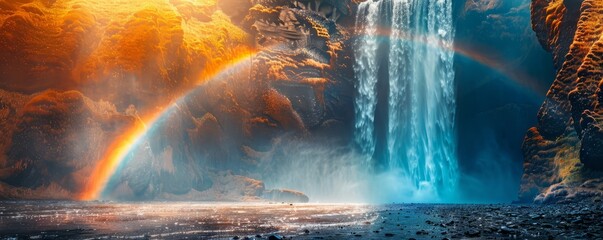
xmin=0 ymin=202 xmax=602 ymax=239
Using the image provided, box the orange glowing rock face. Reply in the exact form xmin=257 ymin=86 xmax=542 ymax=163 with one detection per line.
xmin=1 ymin=0 xmax=356 ymax=200
xmin=0 ymin=0 xmax=252 ymax=110
xmin=0 ymin=0 xmax=258 ymax=199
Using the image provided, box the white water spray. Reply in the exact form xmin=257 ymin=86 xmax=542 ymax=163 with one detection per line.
xmin=353 ymin=2 xmax=382 ymax=157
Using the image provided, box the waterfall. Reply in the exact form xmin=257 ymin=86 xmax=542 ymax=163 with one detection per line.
xmin=353 ymin=2 xmax=382 ymax=157
xmin=354 ymin=0 xmax=458 ymax=200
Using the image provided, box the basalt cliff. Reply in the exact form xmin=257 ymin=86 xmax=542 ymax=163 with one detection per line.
xmin=520 ymin=0 xmax=603 ymax=203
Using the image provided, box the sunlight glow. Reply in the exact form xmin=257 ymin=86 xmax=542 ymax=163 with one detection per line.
xmin=79 ymin=49 xmax=260 ymax=201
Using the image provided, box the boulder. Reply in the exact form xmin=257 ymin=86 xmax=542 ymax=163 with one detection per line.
xmin=263 ymin=189 xmax=310 ymax=203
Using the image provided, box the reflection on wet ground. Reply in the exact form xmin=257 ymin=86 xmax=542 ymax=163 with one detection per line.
xmin=0 ymin=202 xmax=382 ymax=239
xmin=1 ymin=202 xmax=602 ymax=239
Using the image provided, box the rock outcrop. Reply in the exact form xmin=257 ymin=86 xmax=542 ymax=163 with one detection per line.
xmin=520 ymin=0 xmax=603 ymax=203
xmin=263 ymin=188 xmax=310 ymax=203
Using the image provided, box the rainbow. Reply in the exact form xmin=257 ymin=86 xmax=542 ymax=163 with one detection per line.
xmin=352 ymin=28 xmax=548 ymax=96
xmin=78 ymin=50 xmax=263 ymax=200
xmin=80 ymin=28 xmax=546 ymax=200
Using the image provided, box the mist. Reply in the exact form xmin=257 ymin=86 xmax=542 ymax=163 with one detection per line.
xmin=259 ymin=139 xmax=465 ymax=204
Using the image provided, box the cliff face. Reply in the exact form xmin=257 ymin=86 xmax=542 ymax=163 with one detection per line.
xmin=0 ymin=0 xmax=356 ymax=201
xmin=520 ymin=0 xmax=603 ymax=203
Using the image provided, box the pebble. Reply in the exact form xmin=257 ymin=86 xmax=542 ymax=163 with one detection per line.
xmin=268 ymin=235 xmax=283 ymax=240
xmin=464 ymin=229 xmax=481 ymax=238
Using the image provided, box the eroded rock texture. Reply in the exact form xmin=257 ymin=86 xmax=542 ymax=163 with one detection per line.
xmin=0 ymin=0 xmax=355 ymax=201
xmin=0 ymin=0 xmax=252 ymax=109
xmin=521 ymin=0 xmax=603 ymax=203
